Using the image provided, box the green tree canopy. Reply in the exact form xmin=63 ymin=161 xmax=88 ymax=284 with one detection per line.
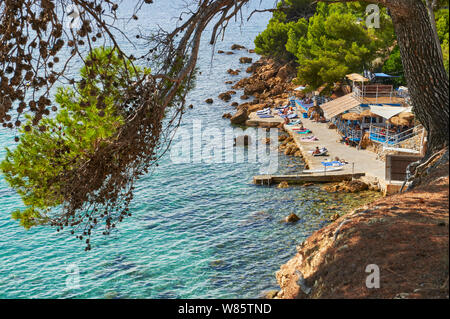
xmin=292 ymin=2 xmax=395 ymax=90
xmin=255 ymin=2 xmax=395 ymax=90
xmin=0 ymin=47 xmax=149 ymax=230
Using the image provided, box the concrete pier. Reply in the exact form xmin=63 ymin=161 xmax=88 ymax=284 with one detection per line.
xmin=252 ymin=109 xmax=403 ymax=195
xmin=253 ymin=172 xmax=365 ymax=185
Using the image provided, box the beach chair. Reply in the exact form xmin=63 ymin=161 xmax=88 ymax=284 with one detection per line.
xmin=312 ymin=148 xmax=328 ymax=156
xmin=286 ymin=120 xmax=302 ymax=126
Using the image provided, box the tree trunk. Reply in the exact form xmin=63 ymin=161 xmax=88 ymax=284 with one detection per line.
xmin=424 ymin=0 xmax=444 ymax=62
xmin=387 ymin=0 xmax=449 ymax=156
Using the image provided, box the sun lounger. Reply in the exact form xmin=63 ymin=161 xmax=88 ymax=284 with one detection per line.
xmin=258 ymin=114 xmax=274 ymax=118
xmin=295 ymin=130 xmax=312 ymax=134
xmin=308 ymin=147 xmax=328 ymax=156
xmin=313 ymin=149 xmax=328 ymax=156
xmin=256 ymin=108 xmax=271 ymax=114
xmin=321 ymin=161 xmax=345 ymax=167
xmin=286 ymin=120 xmax=302 ymax=126
xmin=300 ymin=136 xmax=318 ymax=142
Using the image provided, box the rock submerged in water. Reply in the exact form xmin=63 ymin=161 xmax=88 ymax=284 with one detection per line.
xmin=227 ymin=69 xmax=240 ymax=75
xmin=322 ymin=180 xmax=369 ymax=193
xmin=239 ymin=57 xmax=253 ymax=64
xmin=218 ymin=92 xmax=232 ymax=102
xmin=278 ymin=181 xmax=289 ymax=189
xmin=264 ymin=290 xmax=279 ymax=299
xmin=329 ymin=213 xmax=340 ymax=221
xmin=285 ymin=213 xmax=300 ymax=223
xmin=205 ymin=98 xmax=213 ymax=104
xmin=222 ymin=113 xmax=232 ymax=119
xmin=231 ymin=44 xmax=246 ymax=50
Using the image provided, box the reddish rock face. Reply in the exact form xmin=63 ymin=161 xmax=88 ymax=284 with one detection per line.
xmin=244 ymin=81 xmax=266 ymax=96
xmin=277 ymin=63 xmax=296 ymax=82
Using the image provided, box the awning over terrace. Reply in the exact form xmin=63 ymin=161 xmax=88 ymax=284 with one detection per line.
xmin=321 ymin=93 xmax=361 ymax=119
xmin=346 ymin=73 xmax=369 ymax=82
xmin=368 ymin=105 xmax=408 ymax=119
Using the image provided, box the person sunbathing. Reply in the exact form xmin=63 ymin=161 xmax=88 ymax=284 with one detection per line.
xmin=312 ymin=146 xmax=321 ymax=155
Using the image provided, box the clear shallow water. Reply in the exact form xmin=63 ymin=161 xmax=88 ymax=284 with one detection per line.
xmin=0 ymin=1 xmax=338 ymax=299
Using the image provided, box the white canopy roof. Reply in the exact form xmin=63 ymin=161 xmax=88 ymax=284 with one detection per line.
xmin=294 ymin=86 xmax=306 ymax=91
xmin=369 ymin=105 xmax=408 ymax=119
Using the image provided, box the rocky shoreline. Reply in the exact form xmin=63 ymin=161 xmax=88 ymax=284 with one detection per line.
xmin=218 ymin=47 xmax=448 ymax=299
xmin=218 ymin=55 xmax=299 ymax=126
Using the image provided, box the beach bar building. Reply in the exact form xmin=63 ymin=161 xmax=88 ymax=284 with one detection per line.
xmin=319 ymin=73 xmax=424 ymax=152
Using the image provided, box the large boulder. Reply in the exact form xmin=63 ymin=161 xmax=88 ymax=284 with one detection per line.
xmin=248 ymin=104 xmax=267 ymax=112
xmin=230 ymin=106 xmax=248 ymax=125
xmin=285 ymin=213 xmax=300 ymax=223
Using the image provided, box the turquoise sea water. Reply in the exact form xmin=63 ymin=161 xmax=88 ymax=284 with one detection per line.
xmin=0 ymin=1 xmax=337 ymax=299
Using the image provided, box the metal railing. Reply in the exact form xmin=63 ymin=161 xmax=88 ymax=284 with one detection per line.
xmin=352 ymin=84 xmax=398 ymax=103
xmin=369 ymin=124 xmax=424 ymax=151
xmin=336 ymin=121 xmax=362 ymax=142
